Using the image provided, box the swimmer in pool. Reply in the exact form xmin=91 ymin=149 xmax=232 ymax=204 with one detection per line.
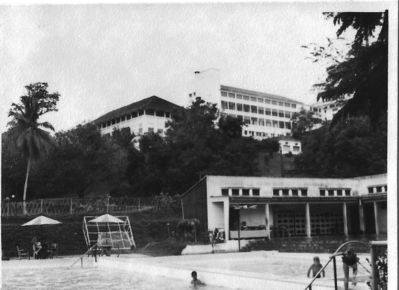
xmin=191 ymin=271 xmax=205 ymax=288
xmin=307 ymin=256 xmax=325 ymax=278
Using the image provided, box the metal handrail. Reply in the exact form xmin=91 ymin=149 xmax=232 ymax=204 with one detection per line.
xmin=69 ymin=243 xmax=98 ymax=268
xmin=304 ymin=240 xmax=371 ymax=290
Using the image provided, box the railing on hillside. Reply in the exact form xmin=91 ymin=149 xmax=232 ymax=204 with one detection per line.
xmin=1 ymin=196 xmax=160 ymax=217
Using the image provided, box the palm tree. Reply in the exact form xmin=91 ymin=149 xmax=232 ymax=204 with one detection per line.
xmin=8 ymin=83 xmax=59 ymax=214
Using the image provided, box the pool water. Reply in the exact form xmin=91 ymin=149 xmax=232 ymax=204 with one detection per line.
xmin=2 ymin=261 xmax=225 ymax=290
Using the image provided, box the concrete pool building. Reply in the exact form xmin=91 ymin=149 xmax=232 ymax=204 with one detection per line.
xmin=181 ymin=173 xmax=387 ymax=241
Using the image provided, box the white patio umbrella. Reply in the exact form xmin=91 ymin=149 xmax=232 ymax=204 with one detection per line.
xmin=88 ymin=213 xmax=124 ymax=223
xmin=22 ymin=215 xmax=62 ymax=226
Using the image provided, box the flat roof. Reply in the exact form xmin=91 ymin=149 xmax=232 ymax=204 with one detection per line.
xmin=220 ymin=85 xmax=303 ymax=105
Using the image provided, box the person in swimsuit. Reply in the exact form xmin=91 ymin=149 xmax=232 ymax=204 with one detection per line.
xmin=191 ymin=271 xmax=205 ymax=288
xmin=307 ymin=256 xmax=325 ymax=278
xmin=342 ymin=248 xmax=359 ymax=290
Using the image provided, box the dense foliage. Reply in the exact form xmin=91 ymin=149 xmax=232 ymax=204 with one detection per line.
xmin=295 ymin=116 xmax=386 ymax=177
xmin=2 ymin=98 xmax=273 ymax=200
xmin=314 ymin=12 xmax=388 ymax=127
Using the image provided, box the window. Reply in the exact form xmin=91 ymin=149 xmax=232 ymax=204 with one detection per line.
xmin=266 ymin=120 xmax=272 ymax=127
xmin=272 ymin=109 xmax=278 ymax=116
xmin=345 ymin=189 xmax=351 ymax=196
xmin=138 ymin=110 xmax=144 ymax=116
xmin=236 ymin=94 xmax=243 ymax=100
xmin=291 ymin=104 xmax=296 ymax=108
xmin=165 ymin=112 xmax=170 ymax=118
xmin=278 ymin=102 xmax=284 ymax=106
xmin=232 ymin=188 xmax=240 ymax=196
xmin=282 ymin=189 xmax=289 ymax=196
xmin=257 ymin=98 xmax=264 ymax=103
xmin=272 ymin=100 xmax=277 ymax=105
xmin=320 ymin=189 xmax=326 ymax=196
xmin=244 ymin=117 xmax=250 ymax=124
xmin=243 ymin=95 xmax=249 ymax=100
xmin=221 ymin=188 xmax=229 ymax=196
xmin=258 ymin=107 xmax=264 ymax=114
xmin=251 ymin=117 xmax=258 ymax=125
xmin=121 ymin=116 xmax=125 ymax=121
xmin=237 ymin=115 xmax=243 ymax=120
xmin=250 ymin=96 xmax=257 ymax=102
xmin=132 ymin=112 xmax=138 ymax=118
xmin=265 ymin=109 xmax=271 ymax=115
xmin=292 ymin=189 xmax=298 ymax=196
xmin=285 ymin=102 xmax=290 ymax=107
xmin=111 ymin=119 xmax=116 ymax=125
xmin=301 ymin=189 xmax=308 ymax=196
xmin=127 ymin=114 xmax=131 ymax=120
xmin=228 ymin=93 xmax=235 ymax=99
xmin=244 ymin=105 xmax=250 ymax=112
xmin=252 ymin=188 xmax=260 ymax=196
xmin=368 ymin=187 xmax=373 ymax=194
xmin=156 ymin=111 xmax=165 ymax=117
xmin=237 ymin=103 xmax=243 ymax=111
xmin=273 ymin=120 xmax=278 ymax=128
xmin=221 ymin=91 xmax=227 ymax=97
xmin=278 ymin=110 xmax=284 ymax=118
xmin=146 ymin=109 xmax=155 ymax=115
xmin=284 ymin=111 xmax=291 ymax=118
xmin=251 ymin=106 xmax=257 ymax=113
xmin=221 ymin=101 xmax=228 ymax=110
xmin=337 ymin=189 xmax=343 ymax=196
xmin=285 ymin=122 xmax=291 ymax=129
xmin=376 ymin=186 xmax=382 ymax=193
xmin=259 ymin=119 xmax=265 ymax=126
xmin=228 ymin=102 xmax=235 ymax=110
xmin=328 ymin=190 xmax=334 ymax=196
xmin=242 ymin=189 xmax=249 ymax=196
xmin=279 ymin=121 xmax=285 ymax=129
xmin=265 ymin=99 xmax=270 ymax=104
xmin=116 ymin=118 xmax=120 ymax=124
xmin=273 ymin=189 xmax=279 ymax=196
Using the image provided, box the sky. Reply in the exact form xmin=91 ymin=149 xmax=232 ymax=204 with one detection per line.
xmin=0 ymin=3 xmax=363 ymax=132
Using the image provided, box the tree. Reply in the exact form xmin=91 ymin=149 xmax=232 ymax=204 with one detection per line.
xmin=7 ymin=83 xmax=59 ymax=213
xmin=312 ymin=12 xmax=388 ymax=127
xmin=290 ymin=108 xmax=321 ymax=138
xmin=295 ymin=116 xmax=386 ymax=177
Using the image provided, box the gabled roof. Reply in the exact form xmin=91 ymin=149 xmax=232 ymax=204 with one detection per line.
xmin=220 ymin=85 xmax=303 ymax=105
xmin=93 ymin=96 xmax=181 ymax=124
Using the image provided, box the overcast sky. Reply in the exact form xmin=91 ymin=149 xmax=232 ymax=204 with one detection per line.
xmin=0 ymin=3 xmax=366 ymax=132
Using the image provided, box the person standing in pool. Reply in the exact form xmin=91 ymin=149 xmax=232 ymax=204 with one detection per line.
xmin=191 ymin=271 xmax=205 ymax=288
xmin=307 ymin=256 xmax=325 ymax=278
xmin=342 ymin=248 xmax=359 ymax=290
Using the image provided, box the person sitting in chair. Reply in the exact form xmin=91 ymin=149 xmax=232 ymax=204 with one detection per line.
xmin=32 ymin=237 xmax=42 ymax=259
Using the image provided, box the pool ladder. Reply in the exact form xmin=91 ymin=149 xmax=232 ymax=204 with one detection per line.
xmin=70 ymin=243 xmax=99 ymax=268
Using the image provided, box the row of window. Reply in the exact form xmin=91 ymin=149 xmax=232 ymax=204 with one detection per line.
xmin=273 ymin=188 xmax=308 ymax=197
xmin=223 ymin=113 xmax=292 ymax=129
xmin=221 ymin=187 xmax=355 ymax=197
xmin=244 ymin=131 xmax=288 ymax=138
xmin=320 ymin=188 xmax=351 ymax=197
xmin=368 ymin=185 xmax=387 ymax=194
xmin=221 ymin=101 xmax=294 ymax=119
xmin=221 ymin=91 xmax=298 ymax=109
xmin=221 ymin=188 xmax=260 ymax=197
xmin=99 ymin=110 xmax=171 ymax=129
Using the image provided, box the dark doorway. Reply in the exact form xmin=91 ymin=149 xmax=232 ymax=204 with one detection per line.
xmin=229 ymin=207 xmax=239 ymax=230
xmin=364 ymin=203 xmax=376 ymax=234
xmin=347 ymin=204 xmax=360 ymax=235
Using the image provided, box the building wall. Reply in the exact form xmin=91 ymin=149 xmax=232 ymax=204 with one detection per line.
xmin=100 ymin=114 xmax=171 ymax=136
xmin=279 ymin=139 xmax=302 ymax=155
xmin=208 ymin=202 xmax=225 ymax=230
xmin=206 ymin=174 xmax=387 ymax=199
xmin=181 ymin=179 xmax=208 ymax=231
xmin=240 ymin=206 xmax=266 ymax=227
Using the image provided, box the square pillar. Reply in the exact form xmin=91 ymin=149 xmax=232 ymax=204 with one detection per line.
xmin=373 ymin=201 xmax=380 ymax=237
xmin=224 ymin=199 xmax=230 ymax=241
xmin=358 ymin=200 xmax=365 ymax=234
xmin=343 ymin=202 xmax=348 ymax=237
xmin=305 ymin=203 xmax=311 ymax=238
xmin=265 ymin=203 xmax=270 ymax=239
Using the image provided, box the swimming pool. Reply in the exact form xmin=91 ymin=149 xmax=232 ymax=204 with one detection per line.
xmin=1 ymin=258 xmax=226 ymax=290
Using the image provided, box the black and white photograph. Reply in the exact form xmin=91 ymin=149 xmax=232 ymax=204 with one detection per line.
xmin=0 ymin=1 xmax=397 ymax=289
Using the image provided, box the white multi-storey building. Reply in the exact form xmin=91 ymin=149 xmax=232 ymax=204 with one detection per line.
xmin=93 ymin=95 xmax=181 ymax=136
xmin=188 ymin=69 xmax=304 ymax=139
xmin=310 ymin=99 xmax=347 ymax=122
